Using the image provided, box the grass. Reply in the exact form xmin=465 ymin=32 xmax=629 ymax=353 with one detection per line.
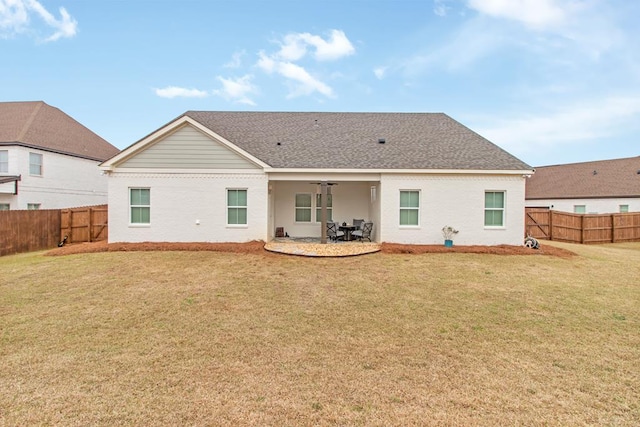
xmin=1 ymin=241 xmax=639 ymax=426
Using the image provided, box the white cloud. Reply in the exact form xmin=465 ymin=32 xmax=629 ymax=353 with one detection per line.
xmin=224 ymin=50 xmax=245 ymax=68
xmin=300 ymin=30 xmax=355 ymax=61
xmin=256 ymin=51 xmax=275 ymax=72
xmin=433 ymin=0 xmax=451 ymax=17
xmin=154 ymin=86 xmax=209 ymax=99
xmin=0 ymin=0 xmax=29 ymax=32
xmin=252 ymin=29 xmax=353 ymax=99
xmin=0 ymin=0 xmax=77 ymax=42
xmin=213 ymin=75 xmax=257 ymax=106
xmin=373 ymin=66 xmax=387 ymax=79
xmin=277 ymin=33 xmax=308 ymax=61
xmin=276 ymin=29 xmax=355 ymax=62
xmin=258 ymin=51 xmax=333 ymax=98
xmin=467 ymin=0 xmax=567 ymax=30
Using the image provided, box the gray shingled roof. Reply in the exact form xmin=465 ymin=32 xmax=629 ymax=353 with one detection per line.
xmin=526 ymin=156 xmax=640 ymax=199
xmin=0 ymin=101 xmax=119 ymax=162
xmin=183 ymin=111 xmax=531 ymax=170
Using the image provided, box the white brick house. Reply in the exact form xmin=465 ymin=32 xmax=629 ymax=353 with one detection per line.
xmin=0 ymin=101 xmax=119 ymax=210
xmin=100 ymin=112 xmax=534 ymax=246
xmin=525 ymin=156 xmax=640 ymax=214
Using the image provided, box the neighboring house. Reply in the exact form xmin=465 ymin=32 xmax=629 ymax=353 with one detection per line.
xmin=100 ymin=112 xmax=533 ymax=245
xmin=525 ymin=156 xmax=640 ymax=214
xmin=0 ymin=101 xmax=119 ymax=210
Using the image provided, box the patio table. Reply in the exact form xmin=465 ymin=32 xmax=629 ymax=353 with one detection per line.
xmin=339 ymin=224 xmax=357 ymax=241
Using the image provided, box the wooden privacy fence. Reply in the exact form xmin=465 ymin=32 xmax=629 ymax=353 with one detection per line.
xmin=525 ymin=208 xmax=640 ymax=244
xmin=0 ymin=209 xmax=61 ymax=256
xmin=0 ymin=205 xmax=108 ymax=256
xmin=60 ymin=205 xmax=108 ymax=244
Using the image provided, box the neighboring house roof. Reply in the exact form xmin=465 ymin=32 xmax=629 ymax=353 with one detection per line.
xmin=0 ymin=101 xmax=119 ymax=162
xmin=120 ymin=111 xmax=530 ymax=171
xmin=526 ymin=156 xmax=640 ymax=200
xmin=184 ymin=111 xmax=532 ymax=170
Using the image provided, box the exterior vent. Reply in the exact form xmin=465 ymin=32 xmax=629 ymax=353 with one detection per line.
xmin=378 ymin=138 xmax=386 ymax=144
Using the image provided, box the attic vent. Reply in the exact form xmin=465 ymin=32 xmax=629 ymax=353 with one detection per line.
xmin=378 ymin=138 xmax=386 ymax=144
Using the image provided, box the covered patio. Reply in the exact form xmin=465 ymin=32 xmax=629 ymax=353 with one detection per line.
xmin=267 ymin=177 xmax=381 ymax=244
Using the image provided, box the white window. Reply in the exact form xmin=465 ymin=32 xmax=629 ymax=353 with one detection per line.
xmin=573 ymin=205 xmax=586 ymax=214
xmin=29 ymin=153 xmax=43 ymax=176
xmin=485 ymin=191 xmax=505 ymax=227
xmin=0 ymin=150 xmax=8 ymax=173
xmin=130 ymin=188 xmax=150 ymax=224
xmin=295 ymin=193 xmax=312 ymax=222
xmin=227 ymin=189 xmax=247 ymax=225
xmin=0 ymin=203 xmax=9 ymax=211
xmin=619 ymin=205 xmax=629 ymax=213
xmin=400 ymin=190 xmax=419 ymax=226
xmin=27 ymin=203 xmax=40 ymax=210
xmin=315 ymin=193 xmax=333 ymax=222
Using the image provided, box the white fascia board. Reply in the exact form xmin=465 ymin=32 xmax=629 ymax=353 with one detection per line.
xmin=104 ymin=168 xmax=267 ymax=175
xmin=268 ymin=172 xmax=381 ymax=181
xmin=100 ymin=116 xmax=270 ymax=171
xmin=266 ymin=168 xmax=535 ymax=176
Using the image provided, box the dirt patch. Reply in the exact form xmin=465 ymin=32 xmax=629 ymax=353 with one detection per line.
xmin=45 ymin=240 xmax=575 ymax=258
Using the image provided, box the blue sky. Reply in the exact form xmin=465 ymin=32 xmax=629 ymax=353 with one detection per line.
xmin=2 ymin=0 xmax=639 ymax=167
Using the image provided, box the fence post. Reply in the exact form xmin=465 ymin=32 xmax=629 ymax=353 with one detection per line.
xmin=611 ymin=214 xmax=616 ymax=243
xmin=580 ymin=215 xmax=584 ymax=244
xmin=69 ymin=210 xmax=73 ymax=243
xmin=549 ymin=210 xmax=553 ymax=241
xmin=88 ymin=207 xmax=93 ymax=242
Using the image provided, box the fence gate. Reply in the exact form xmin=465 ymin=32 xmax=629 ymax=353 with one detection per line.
xmin=525 ymin=208 xmax=550 ymax=239
xmin=60 ymin=205 xmax=108 ymax=244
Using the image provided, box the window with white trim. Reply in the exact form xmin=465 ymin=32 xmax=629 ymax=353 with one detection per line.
xmin=0 ymin=203 xmax=9 ymax=211
xmin=573 ymin=205 xmax=586 ymax=214
xmin=130 ymin=188 xmax=150 ymax=224
xmin=315 ymin=193 xmax=333 ymax=222
xmin=295 ymin=193 xmax=312 ymax=222
xmin=227 ymin=189 xmax=247 ymax=225
xmin=484 ymin=191 xmax=505 ymax=227
xmin=27 ymin=203 xmax=40 ymax=210
xmin=0 ymin=150 xmax=8 ymax=173
xmin=619 ymin=205 xmax=629 ymax=213
xmin=29 ymin=153 xmax=43 ymax=176
xmin=399 ymin=190 xmax=419 ymax=226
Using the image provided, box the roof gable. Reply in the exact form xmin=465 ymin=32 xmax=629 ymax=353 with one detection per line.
xmin=101 ymin=116 xmax=268 ymax=170
xmin=116 ymin=123 xmax=260 ymax=170
xmin=0 ymin=101 xmax=119 ymax=161
xmin=182 ymin=111 xmax=532 ymax=171
xmin=526 ymin=156 xmax=640 ymax=199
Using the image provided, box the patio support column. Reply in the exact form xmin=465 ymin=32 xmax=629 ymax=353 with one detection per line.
xmin=320 ymin=181 xmax=329 ymax=244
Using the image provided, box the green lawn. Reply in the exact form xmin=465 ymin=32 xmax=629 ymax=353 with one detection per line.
xmin=1 ymin=241 xmax=639 ymax=426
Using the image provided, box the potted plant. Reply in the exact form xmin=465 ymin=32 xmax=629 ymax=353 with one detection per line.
xmin=441 ymin=226 xmax=459 ymax=247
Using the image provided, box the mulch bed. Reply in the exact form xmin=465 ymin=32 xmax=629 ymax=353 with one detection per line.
xmin=45 ymin=240 xmax=575 ymax=258
xmin=381 ymin=243 xmax=575 ymax=257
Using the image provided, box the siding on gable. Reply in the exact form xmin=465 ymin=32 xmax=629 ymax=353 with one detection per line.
xmin=118 ymin=125 xmax=260 ymax=170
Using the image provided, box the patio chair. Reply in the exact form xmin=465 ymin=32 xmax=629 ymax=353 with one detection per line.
xmin=352 ymin=221 xmax=373 ymax=242
xmin=327 ymin=222 xmax=345 ymax=241
xmin=353 ymin=218 xmax=365 ymax=230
